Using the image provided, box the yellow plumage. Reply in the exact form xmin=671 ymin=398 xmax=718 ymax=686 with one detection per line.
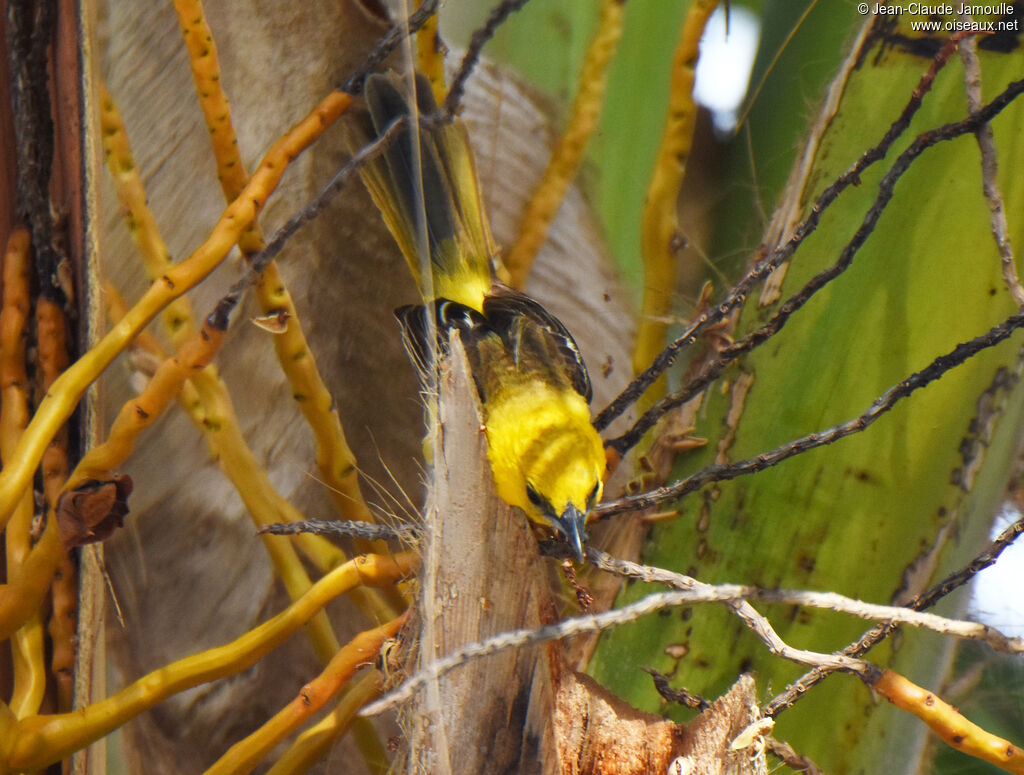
xmin=359 ymin=73 xmax=605 ymax=559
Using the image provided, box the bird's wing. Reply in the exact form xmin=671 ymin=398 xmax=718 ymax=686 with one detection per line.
xmin=482 ymin=286 xmax=593 ymax=403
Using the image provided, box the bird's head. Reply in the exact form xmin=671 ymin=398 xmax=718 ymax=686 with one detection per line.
xmin=484 ymin=385 xmax=607 ymax=562
xmin=523 ymin=459 xmax=603 ymax=562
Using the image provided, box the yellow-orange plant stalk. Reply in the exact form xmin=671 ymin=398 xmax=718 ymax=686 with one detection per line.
xmin=37 ymin=296 xmax=75 ymax=712
xmin=99 ymin=102 xmax=353 ymax=584
xmin=633 ymin=0 xmax=719 ymax=412
xmin=264 ymin=672 xmax=385 ymax=775
xmin=173 ymin=0 xmax=381 ymax=539
xmin=99 ymin=84 xmax=198 ymax=347
xmin=503 ymin=0 xmax=625 ymax=288
xmin=6 ymin=551 xmax=416 ymax=771
xmin=65 ymin=318 xmax=225 ymax=489
xmin=0 ymin=86 xmax=351 ymax=527
xmin=102 ymin=288 xmax=353 ymax=589
xmin=1 ymin=228 xmax=47 ymax=718
xmin=416 ymin=4 xmax=446 ymax=105
xmin=874 ymin=669 xmax=1024 ymax=774
xmin=204 ymin=613 xmax=408 ymax=775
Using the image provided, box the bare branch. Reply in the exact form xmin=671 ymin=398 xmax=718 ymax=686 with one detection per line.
xmin=443 ymin=0 xmax=534 ymax=117
xmin=588 ymin=549 xmax=1024 ymax=655
xmin=606 ymin=75 xmax=1024 ymax=454
xmin=764 ymin=512 xmax=1024 ymax=717
xmin=958 ymin=27 xmax=1024 ymax=307
xmin=597 ymin=310 xmax=1024 ymax=517
xmin=594 ymin=36 xmax=980 ymax=433
xmin=257 ymin=518 xmax=420 ymax=543
xmin=361 ymin=534 xmax=1024 ymax=723
xmin=644 ymin=667 xmax=711 ymax=711
xmin=359 ymin=581 xmax=874 ymax=718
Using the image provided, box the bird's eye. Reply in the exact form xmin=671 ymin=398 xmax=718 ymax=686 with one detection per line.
xmin=586 ymin=482 xmax=600 ymax=510
xmin=525 ymin=484 xmax=545 ymax=508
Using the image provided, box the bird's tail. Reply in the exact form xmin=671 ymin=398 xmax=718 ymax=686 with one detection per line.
xmin=359 ymin=72 xmax=495 ymax=311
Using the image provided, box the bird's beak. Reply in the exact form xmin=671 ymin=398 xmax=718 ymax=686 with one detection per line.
xmin=550 ymin=505 xmax=587 ymax=563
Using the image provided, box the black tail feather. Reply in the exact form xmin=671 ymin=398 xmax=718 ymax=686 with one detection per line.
xmin=364 ymin=73 xmax=456 ymax=264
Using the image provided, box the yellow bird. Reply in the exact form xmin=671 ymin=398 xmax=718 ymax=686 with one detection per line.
xmin=358 ymin=73 xmax=606 ymax=560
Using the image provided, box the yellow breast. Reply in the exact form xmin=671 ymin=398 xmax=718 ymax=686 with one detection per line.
xmin=482 ymin=376 xmax=605 ymax=526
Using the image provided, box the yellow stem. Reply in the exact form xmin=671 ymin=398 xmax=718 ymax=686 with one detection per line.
xmin=9 ymin=617 xmax=46 ymax=719
xmin=64 ymin=321 xmax=225 ymax=491
xmin=38 ymin=299 xmax=74 ymax=713
xmin=633 ymin=0 xmax=719 ymax=413
xmin=99 ymin=83 xmax=198 ymax=347
xmin=874 ymin=669 xmax=1024 ymax=774
xmin=0 ymin=88 xmax=352 ymax=526
xmin=173 ymin=0 xmax=381 ymax=539
xmin=7 ymin=552 xmax=416 ymax=771
xmin=0 ymin=519 xmax=62 ymax=642
xmin=503 ymin=0 xmax=625 ymax=288
xmin=204 ymin=616 xmax=405 ymax=775
xmin=1 ymin=228 xmax=48 ymax=716
xmin=266 ymin=672 xmax=386 ymax=775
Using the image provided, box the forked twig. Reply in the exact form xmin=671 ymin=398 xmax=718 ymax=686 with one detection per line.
xmin=606 ymin=75 xmax=1024 ymax=454
xmin=594 ymin=39 xmax=1013 ymax=436
xmin=764 ymin=512 xmax=1024 ymax=716
xmin=598 ymin=309 xmax=1024 ymax=517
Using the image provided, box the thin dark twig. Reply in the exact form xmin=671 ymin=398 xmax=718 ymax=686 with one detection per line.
xmin=958 ymin=29 xmax=1023 ymax=307
xmin=257 ymin=519 xmax=421 ymax=542
xmin=213 ymin=117 xmax=406 ymax=322
xmin=6 ymin=0 xmax=64 ymax=302
xmin=245 ymin=117 xmax=405 ymax=277
xmin=342 ymin=0 xmax=440 ymax=94
xmin=597 ymin=310 xmax=1024 ymax=518
xmin=443 ymin=0 xmax=533 ymax=117
xmin=918 ymin=513 xmax=1024 ymax=608
xmin=765 ymin=738 xmax=825 ymax=775
xmin=606 ymin=76 xmax=1024 ymax=455
xmin=643 ymin=667 xmax=711 ymax=711
xmin=593 ymin=35 xmax=983 ymax=433
xmin=764 ymin=512 xmax=1024 ymax=717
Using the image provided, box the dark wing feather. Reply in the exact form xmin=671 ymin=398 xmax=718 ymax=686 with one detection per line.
xmin=364 ymin=73 xmax=457 ymax=262
xmin=482 ymin=286 xmax=593 ymax=402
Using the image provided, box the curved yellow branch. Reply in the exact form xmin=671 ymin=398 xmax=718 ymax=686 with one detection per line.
xmin=1 ymin=228 xmax=47 ymax=718
xmin=503 ymin=0 xmax=625 ymax=288
xmin=173 ymin=0 xmax=380 ymax=536
xmin=204 ymin=615 xmax=406 ymax=775
xmin=0 ymin=88 xmax=351 ymax=526
xmin=65 ymin=319 xmax=225 ymax=489
xmin=634 ymin=0 xmax=719 ymax=412
xmin=37 ymin=297 xmax=75 ymax=712
xmin=265 ymin=672 xmax=385 ymax=775
xmin=99 ymin=84 xmax=197 ymax=346
xmin=7 ymin=551 xmax=416 ymax=771
xmin=874 ymin=669 xmax=1024 ymax=774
